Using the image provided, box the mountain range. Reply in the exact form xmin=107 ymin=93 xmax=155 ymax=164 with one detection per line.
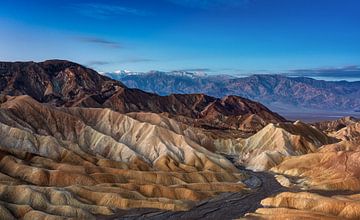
xmin=0 ymin=61 xmax=285 ymax=137
xmin=106 ymin=71 xmax=360 ymax=113
xmin=0 ymin=60 xmax=360 ymax=219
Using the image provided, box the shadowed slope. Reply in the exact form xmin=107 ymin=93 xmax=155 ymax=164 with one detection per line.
xmin=245 ymin=192 xmax=360 ymax=220
xmin=334 ymin=122 xmax=360 ymax=142
xmin=268 ymin=121 xmax=360 ymax=191
xmin=216 ymin=121 xmax=336 ymax=171
xmin=241 ymin=121 xmax=360 ymax=219
xmin=0 ymin=60 xmax=286 ymax=135
xmin=313 ymin=116 xmax=359 ymax=133
xmin=0 ymin=95 xmax=246 ymax=219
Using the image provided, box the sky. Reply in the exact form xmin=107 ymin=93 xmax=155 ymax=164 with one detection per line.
xmin=0 ymin=0 xmax=360 ymax=80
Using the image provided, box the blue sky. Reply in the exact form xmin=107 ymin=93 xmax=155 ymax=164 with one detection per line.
xmin=0 ymin=0 xmax=359 ymax=79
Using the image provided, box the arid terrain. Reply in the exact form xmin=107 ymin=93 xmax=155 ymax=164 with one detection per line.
xmin=0 ymin=60 xmax=360 ymax=219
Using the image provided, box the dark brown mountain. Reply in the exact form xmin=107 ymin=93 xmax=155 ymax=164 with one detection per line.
xmin=0 ymin=60 xmax=286 ymax=134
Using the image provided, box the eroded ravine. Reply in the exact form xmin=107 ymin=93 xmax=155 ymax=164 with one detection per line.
xmin=101 ymin=156 xmax=288 ymax=220
xmin=103 ymin=154 xmax=360 ymax=220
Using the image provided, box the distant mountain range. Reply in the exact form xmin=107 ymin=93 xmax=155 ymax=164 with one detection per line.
xmin=105 ymin=71 xmax=360 ymax=113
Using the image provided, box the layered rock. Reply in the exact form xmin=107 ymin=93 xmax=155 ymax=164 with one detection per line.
xmin=223 ymin=121 xmax=336 ymax=171
xmin=241 ymin=120 xmax=360 ymax=219
xmin=245 ymin=192 xmax=360 ymax=220
xmin=4 ymin=60 xmax=360 ymax=219
xmin=313 ymin=116 xmax=359 ymax=133
xmin=0 ymin=95 xmax=246 ymax=219
xmin=334 ymin=122 xmax=360 ymax=142
xmin=269 ymin=120 xmax=360 ymax=191
xmin=271 ymin=144 xmax=360 ymax=191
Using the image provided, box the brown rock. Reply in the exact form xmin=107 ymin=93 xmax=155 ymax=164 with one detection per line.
xmin=245 ymin=192 xmax=360 ymax=219
xmin=0 ymin=60 xmax=286 ymax=135
xmin=0 ymin=95 xmax=246 ymax=218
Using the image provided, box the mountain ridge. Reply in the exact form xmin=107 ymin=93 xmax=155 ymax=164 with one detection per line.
xmin=0 ymin=60 xmax=286 ymax=135
xmin=107 ymin=71 xmax=360 ymax=112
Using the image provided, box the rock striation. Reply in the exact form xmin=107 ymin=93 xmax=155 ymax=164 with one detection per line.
xmin=313 ymin=116 xmax=359 ymax=133
xmin=0 ymin=95 xmax=247 ymax=219
xmin=242 ymin=119 xmax=360 ymax=219
xmin=245 ymin=192 xmax=360 ymax=219
xmin=218 ymin=121 xmax=336 ymax=171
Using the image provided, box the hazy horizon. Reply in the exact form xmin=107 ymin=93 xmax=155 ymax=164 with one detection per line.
xmin=103 ymin=67 xmax=360 ymax=82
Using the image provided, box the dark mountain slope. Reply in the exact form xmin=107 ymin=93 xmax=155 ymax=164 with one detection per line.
xmin=0 ymin=60 xmax=285 ymax=133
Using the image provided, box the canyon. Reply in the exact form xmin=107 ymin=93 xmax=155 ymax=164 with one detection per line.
xmin=0 ymin=60 xmax=359 ymax=219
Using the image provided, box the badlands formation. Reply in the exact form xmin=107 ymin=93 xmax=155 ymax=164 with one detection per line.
xmin=244 ymin=120 xmax=360 ymax=219
xmin=0 ymin=60 xmax=360 ymax=219
xmin=233 ymin=121 xmax=336 ymax=171
xmin=270 ymin=119 xmax=360 ymax=191
xmin=0 ymin=95 xmax=246 ymax=219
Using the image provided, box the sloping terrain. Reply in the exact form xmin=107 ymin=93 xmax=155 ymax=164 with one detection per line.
xmin=245 ymin=192 xmax=360 ymax=220
xmin=242 ymin=122 xmax=360 ymax=219
xmin=334 ymin=122 xmax=360 ymax=142
xmin=0 ymin=60 xmax=285 ymax=135
xmin=268 ymin=121 xmax=360 ymax=192
xmin=266 ymin=119 xmax=360 ymax=192
xmin=216 ymin=121 xmax=336 ymax=171
xmin=271 ymin=142 xmax=360 ymax=191
xmin=0 ymin=95 xmax=247 ymax=219
xmin=313 ymin=116 xmax=359 ymax=133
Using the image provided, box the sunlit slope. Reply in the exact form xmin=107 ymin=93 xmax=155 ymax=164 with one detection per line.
xmin=0 ymin=95 xmax=246 ymax=219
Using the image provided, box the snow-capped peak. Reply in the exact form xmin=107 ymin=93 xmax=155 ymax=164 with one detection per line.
xmin=110 ymin=70 xmax=139 ymax=75
xmin=169 ymin=70 xmax=207 ymax=78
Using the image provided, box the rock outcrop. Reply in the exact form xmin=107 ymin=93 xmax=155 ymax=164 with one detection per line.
xmin=245 ymin=192 xmax=360 ymax=220
xmin=271 ymin=144 xmax=360 ymax=191
xmin=242 ymin=120 xmax=360 ymax=219
xmin=226 ymin=121 xmax=336 ymax=171
xmin=313 ymin=116 xmax=359 ymax=133
xmin=269 ymin=121 xmax=360 ymax=191
xmin=334 ymin=122 xmax=360 ymax=142
xmin=0 ymin=95 xmax=247 ymax=219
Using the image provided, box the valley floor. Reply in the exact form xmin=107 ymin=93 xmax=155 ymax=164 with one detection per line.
xmin=99 ymin=162 xmax=286 ymax=220
xmin=104 ymin=161 xmax=360 ymax=220
xmin=278 ymin=111 xmax=360 ymax=123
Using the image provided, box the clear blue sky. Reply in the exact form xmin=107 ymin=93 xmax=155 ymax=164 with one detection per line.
xmin=0 ymin=0 xmax=359 ymax=77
